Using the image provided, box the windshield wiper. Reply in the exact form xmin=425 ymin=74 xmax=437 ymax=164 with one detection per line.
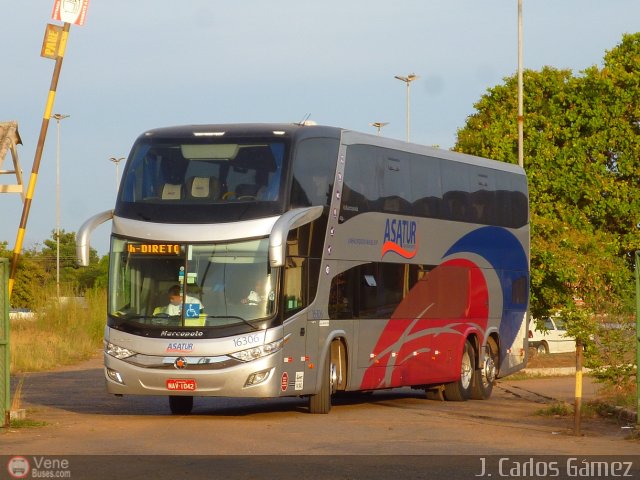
xmin=112 ymin=313 xmax=149 ymax=321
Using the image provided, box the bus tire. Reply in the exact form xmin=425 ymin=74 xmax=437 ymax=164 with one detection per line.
xmin=169 ymin=395 xmax=194 ymax=415
xmin=443 ymin=340 xmax=475 ymax=401
xmin=471 ymin=339 xmax=497 ymax=400
xmin=308 ymin=351 xmax=334 ymax=414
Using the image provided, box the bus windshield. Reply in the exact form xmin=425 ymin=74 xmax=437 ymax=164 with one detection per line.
xmin=120 ymin=138 xmax=285 ymax=204
xmin=108 ymin=237 xmax=277 ymax=329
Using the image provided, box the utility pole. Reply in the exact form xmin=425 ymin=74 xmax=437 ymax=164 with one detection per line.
xmin=517 ymin=0 xmax=524 ymax=168
xmin=394 ymin=73 xmax=419 ymax=142
xmin=109 ymin=156 xmax=125 ymax=194
xmin=9 ymin=22 xmax=72 ymax=297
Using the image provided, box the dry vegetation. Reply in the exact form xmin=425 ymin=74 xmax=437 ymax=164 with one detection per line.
xmin=10 ymin=286 xmax=106 ymax=373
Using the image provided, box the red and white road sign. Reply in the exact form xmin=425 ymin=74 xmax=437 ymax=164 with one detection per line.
xmin=51 ymin=0 xmax=90 ymax=26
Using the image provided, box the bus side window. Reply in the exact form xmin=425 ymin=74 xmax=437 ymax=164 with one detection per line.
xmin=329 ymin=271 xmax=355 ymax=320
xmin=284 ymin=257 xmax=305 ymax=316
xmin=291 ymin=138 xmax=339 ymax=208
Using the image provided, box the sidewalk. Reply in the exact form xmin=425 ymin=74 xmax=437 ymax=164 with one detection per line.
xmin=501 ymin=369 xmax=637 ymax=424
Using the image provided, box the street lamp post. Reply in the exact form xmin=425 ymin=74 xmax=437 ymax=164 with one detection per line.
xmin=52 ymin=113 xmax=69 ymax=299
xmin=517 ymin=0 xmax=524 ymax=168
xmin=394 ymin=73 xmax=419 ymax=142
xmin=109 ymin=156 xmax=125 ymax=194
xmin=369 ymin=122 xmax=389 ymax=135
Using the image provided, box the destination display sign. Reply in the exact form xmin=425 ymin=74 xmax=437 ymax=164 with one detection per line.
xmin=127 ymin=243 xmax=181 ymax=255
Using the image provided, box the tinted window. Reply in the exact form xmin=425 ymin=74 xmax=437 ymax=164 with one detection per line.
xmin=341 ymin=143 xmax=528 ymax=228
xmin=284 ymin=217 xmax=326 ymax=318
xmin=290 ymin=138 xmax=339 ymax=207
xmin=411 ymin=155 xmax=442 ymax=218
xmin=117 ymin=137 xmax=288 ymax=223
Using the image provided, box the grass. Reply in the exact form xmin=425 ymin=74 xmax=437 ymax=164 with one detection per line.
xmin=7 ymin=418 xmax=49 ymax=429
xmin=536 ymin=401 xmax=573 ymax=416
xmin=10 ymin=286 xmax=106 ymax=373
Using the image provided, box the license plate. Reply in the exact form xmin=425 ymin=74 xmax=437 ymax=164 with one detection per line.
xmin=166 ymin=379 xmax=197 ymax=391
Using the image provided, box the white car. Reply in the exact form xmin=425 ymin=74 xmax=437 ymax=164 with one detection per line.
xmin=528 ymin=317 xmax=576 ymax=354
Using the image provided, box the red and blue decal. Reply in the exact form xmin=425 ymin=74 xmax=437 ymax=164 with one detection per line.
xmin=444 ymin=226 xmax=529 ymax=349
xmin=381 ymin=218 xmax=418 ymax=259
xmin=361 ymin=226 xmax=528 ymax=390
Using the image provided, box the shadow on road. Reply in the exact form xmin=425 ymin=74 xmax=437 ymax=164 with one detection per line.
xmin=13 ymin=365 xmax=433 ymax=417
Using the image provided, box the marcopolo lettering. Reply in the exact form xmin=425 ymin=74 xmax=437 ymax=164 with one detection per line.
xmin=161 ymin=330 xmax=204 ymax=338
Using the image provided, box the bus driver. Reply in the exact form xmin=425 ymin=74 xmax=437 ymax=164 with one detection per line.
xmin=154 ymin=284 xmax=203 ymax=317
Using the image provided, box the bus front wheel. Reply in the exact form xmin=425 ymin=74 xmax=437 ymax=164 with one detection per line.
xmin=169 ymin=395 xmax=194 ymax=415
xmin=308 ymin=351 xmax=335 ymax=414
xmin=443 ymin=340 xmax=475 ymax=401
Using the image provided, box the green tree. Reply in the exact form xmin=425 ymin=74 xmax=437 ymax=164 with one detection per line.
xmin=40 ymin=229 xmax=105 ymax=291
xmin=0 ymin=242 xmax=48 ymax=309
xmin=455 ymin=34 xmax=639 ymax=387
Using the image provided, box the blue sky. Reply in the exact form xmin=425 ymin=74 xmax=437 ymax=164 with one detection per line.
xmin=1 ymin=0 xmax=638 ymax=255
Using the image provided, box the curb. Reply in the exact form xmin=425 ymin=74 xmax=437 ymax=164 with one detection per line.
xmin=603 ymin=405 xmax=638 ymax=424
xmin=522 ymin=367 xmax=591 ymax=377
xmin=520 ymin=368 xmax=637 ymax=425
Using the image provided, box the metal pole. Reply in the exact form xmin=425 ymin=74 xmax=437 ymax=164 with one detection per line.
xmin=636 ymin=250 xmax=640 ymax=425
xmin=394 ymin=74 xmax=418 ymax=143
xmin=517 ymin=0 xmax=524 ymax=168
xmin=406 ymin=81 xmax=411 ymax=142
xmin=56 ymin=118 xmax=60 ymax=299
xmin=9 ymin=22 xmax=72 ymax=297
xmin=574 ymin=338 xmax=583 ymax=436
xmin=53 ymin=114 xmax=69 ymax=299
xmin=0 ymin=258 xmax=9 ymax=428
xmin=109 ymin=157 xmax=125 ymax=194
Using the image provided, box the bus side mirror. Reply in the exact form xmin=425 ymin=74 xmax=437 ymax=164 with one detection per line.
xmin=76 ymin=209 xmax=114 ymax=266
xmin=268 ymin=206 xmax=323 ymax=267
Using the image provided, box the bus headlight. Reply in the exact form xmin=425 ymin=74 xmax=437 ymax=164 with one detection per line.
xmin=106 ymin=368 xmax=125 ymax=384
xmin=230 ymin=339 xmax=284 ymax=362
xmin=106 ymin=341 xmax=137 ymax=359
xmin=245 ymin=369 xmax=272 ymax=387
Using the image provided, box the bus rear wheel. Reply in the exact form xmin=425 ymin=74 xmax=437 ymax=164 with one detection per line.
xmin=308 ymin=351 xmax=336 ymax=414
xmin=471 ymin=339 xmax=497 ymax=400
xmin=443 ymin=340 xmax=475 ymax=401
xmin=169 ymin=395 xmax=194 ymax=415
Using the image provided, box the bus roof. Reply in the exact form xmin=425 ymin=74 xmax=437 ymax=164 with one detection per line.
xmin=138 ymin=123 xmax=343 ymax=142
xmin=137 ymin=123 xmax=523 ymax=176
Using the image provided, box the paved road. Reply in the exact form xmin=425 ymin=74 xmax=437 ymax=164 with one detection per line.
xmin=2 ymin=356 xmax=638 ymax=479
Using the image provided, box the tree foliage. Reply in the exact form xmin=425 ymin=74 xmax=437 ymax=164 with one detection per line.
xmin=455 ymin=33 xmax=640 ymax=322
xmin=2 ymin=232 xmax=108 ymax=308
xmin=455 ymin=34 xmax=639 ymax=389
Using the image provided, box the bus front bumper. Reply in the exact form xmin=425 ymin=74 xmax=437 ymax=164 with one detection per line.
xmin=104 ymin=353 xmax=283 ymax=398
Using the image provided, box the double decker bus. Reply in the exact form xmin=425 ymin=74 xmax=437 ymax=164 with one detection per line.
xmin=77 ymin=123 xmax=529 ymax=415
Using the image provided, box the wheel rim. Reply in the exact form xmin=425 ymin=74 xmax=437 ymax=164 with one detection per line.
xmin=461 ymin=350 xmax=473 ymax=389
xmin=482 ymin=356 xmax=496 ymax=387
xmin=329 ymin=361 xmax=337 ymax=395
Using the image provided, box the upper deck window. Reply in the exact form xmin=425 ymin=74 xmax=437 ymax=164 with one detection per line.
xmin=116 ymin=135 xmax=289 ymax=223
xmin=121 ymin=140 xmax=285 ymax=204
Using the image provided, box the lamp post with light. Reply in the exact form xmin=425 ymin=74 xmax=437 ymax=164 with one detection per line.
xmin=394 ymin=73 xmax=419 ymax=141
xmin=369 ymin=122 xmax=389 ymax=135
xmin=52 ymin=113 xmax=69 ymax=299
xmin=109 ymin=156 xmax=125 ymax=194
